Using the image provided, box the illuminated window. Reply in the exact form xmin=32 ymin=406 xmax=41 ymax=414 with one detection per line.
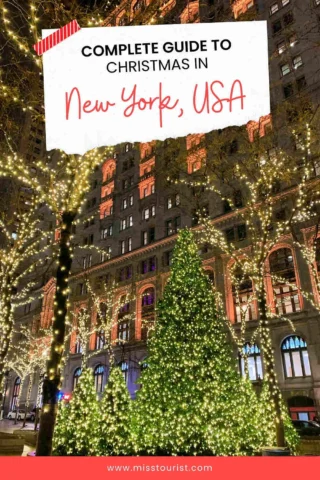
xmin=94 ymin=364 xmax=104 ymax=393
xmin=281 ymin=336 xmax=311 ymax=378
xmin=281 ymin=63 xmax=291 ymax=76
xmin=73 ymin=367 xmax=82 ymax=390
xmin=119 ymin=361 xmax=129 ymax=384
xmin=293 ymin=55 xmax=303 ymax=69
xmin=95 ymin=330 xmax=105 ymax=350
xmin=239 ymin=343 xmax=263 ymax=381
xmin=270 ymin=3 xmax=279 ymax=15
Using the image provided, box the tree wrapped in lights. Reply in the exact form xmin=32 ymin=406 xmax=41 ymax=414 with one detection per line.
xmin=52 ymin=368 xmax=100 ymax=456
xmin=5 ymin=324 xmax=52 ymax=423
xmin=0 ymin=0 xmax=117 ymax=454
xmin=134 ymin=229 xmax=267 ymax=456
xmin=99 ymin=366 xmax=132 ymax=455
xmin=0 ymin=198 xmax=51 ymax=397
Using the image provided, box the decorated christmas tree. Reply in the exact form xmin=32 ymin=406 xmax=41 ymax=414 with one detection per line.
xmin=52 ymin=400 xmax=71 ymax=456
xmin=100 ymin=366 xmax=133 ymax=455
xmin=133 ymin=229 xmax=268 ymax=455
xmin=53 ymin=368 xmax=100 ymax=455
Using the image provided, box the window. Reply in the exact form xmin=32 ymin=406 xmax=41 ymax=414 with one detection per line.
xmin=129 ymin=215 xmax=133 ymax=227
xmin=121 ymin=240 xmax=125 ymax=254
xmin=133 ymin=0 xmax=145 ymax=13
xmin=94 ymin=364 xmax=104 ymax=393
xmin=315 ymin=0 xmax=320 ymax=5
xmin=225 ymin=224 xmax=247 ymax=242
xmin=11 ymin=377 xmax=21 ymax=410
xmin=125 ymin=143 xmax=131 ymax=152
xmin=164 ymin=250 xmax=173 ymax=266
xmin=151 ymin=183 xmax=155 ymax=194
xmin=232 ymin=269 xmax=256 ymax=322
xmin=269 ymin=248 xmax=301 ymax=315
xmin=281 ymin=63 xmax=291 ymax=76
xmin=272 ymin=19 xmax=282 ymax=34
xmin=296 ymin=76 xmax=306 ymax=91
xmin=282 ymin=0 xmax=290 ymax=5
xmin=24 ymin=303 xmax=32 ymax=314
xmin=283 ymin=11 xmax=294 ymax=26
xmin=128 ymin=237 xmax=132 ymax=252
xmin=118 ymin=298 xmax=130 ymax=343
xmin=167 ymin=197 xmax=172 ymax=209
xmin=129 ymin=194 xmax=134 ymax=206
xmin=101 ymin=226 xmax=113 ymax=239
xmin=281 ymin=336 xmax=311 ymax=378
xmin=270 ymin=3 xmax=279 ymax=15
xmin=118 ymin=265 xmax=132 ymax=281
xmin=141 ymin=287 xmax=155 ymax=340
xmin=239 ymin=343 xmax=263 ymax=381
xmin=73 ymin=367 xmax=82 ymax=390
xmin=122 ymin=198 xmax=128 ymax=210
xmin=277 ymin=40 xmax=286 ymax=54
xmin=166 ymin=217 xmax=181 ymax=236
xmin=283 ymin=82 xmax=294 ymax=98
xmin=141 ymin=256 xmax=156 ymax=274
xmin=95 ymin=330 xmax=105 ymax=350
xmin=120 ymin=361 xmax=129 ymax=384
xmin=143 ymin=207 xmax=150 ymax=220
xmin=82 ymin=255 xmax=92 ymax=269
xmin=74 ymin=336 xmax=82 ymax=354
xmin=142 ymin=227 xmax=155 ymax=246
xmin=289 ymin=33 xmax=297 ymax=46
xmin=293 ymin=55 xmax=303 ymax=69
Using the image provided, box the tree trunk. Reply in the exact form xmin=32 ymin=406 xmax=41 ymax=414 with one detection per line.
xmin=0 ymin=282 xmax=14 ymax=392
xmin=36 ymin=212 xmax=76 ymax=456
xmin=258 ymin=295 xmax=285 ymax=447
xmin=23 ymin=374 xmax=33 ymax=428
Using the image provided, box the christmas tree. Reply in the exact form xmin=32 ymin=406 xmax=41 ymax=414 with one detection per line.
xmin=100 ymin=366 xmax=133 ymax=455
xmin=52 ymin=400 xmax=71 ymax=456
xmin=53 ymin=368 xmax=100 ymax=455
xmin=134 ymin=229 xmax=267 ymax=455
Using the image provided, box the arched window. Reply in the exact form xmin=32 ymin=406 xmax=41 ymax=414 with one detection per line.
xmin=94 ymin=364 xmax=104 ymax=393
xmin=141 ymin=287 xmax=155 ymax=340
xmin=269 ymin=248 xmax=301 ymax=314
xmin=11 ymin=377 xmax=21 ymax=410
xmin=239 ymin=343 xmax=263 ymax=381
xmin=231 ymin=266 xmax=256 ymax=322
xmin=281 ymin=336 xmax=311 ymax=378
xmin=118 ymin=296 xmax=130 ymax=344
xmin=73 ymin=367 xmax=82 ymax=390
xmin=119 ymin=361 xmax=129 ymax=385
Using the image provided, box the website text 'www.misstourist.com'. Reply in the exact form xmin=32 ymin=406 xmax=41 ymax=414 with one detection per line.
xmin=106 ymin=464 xmax=213 ymax=473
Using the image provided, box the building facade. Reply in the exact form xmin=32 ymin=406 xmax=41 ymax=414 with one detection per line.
xmin=2 ymin=0 xmax=320 ymax=423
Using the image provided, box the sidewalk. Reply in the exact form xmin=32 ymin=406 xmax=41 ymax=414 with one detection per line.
xmin=0 ymin=420 xmax=37 ymax=456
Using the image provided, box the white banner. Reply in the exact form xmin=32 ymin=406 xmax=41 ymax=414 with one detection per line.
xmin=42 ymin=22 xmax=270 ymax=155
